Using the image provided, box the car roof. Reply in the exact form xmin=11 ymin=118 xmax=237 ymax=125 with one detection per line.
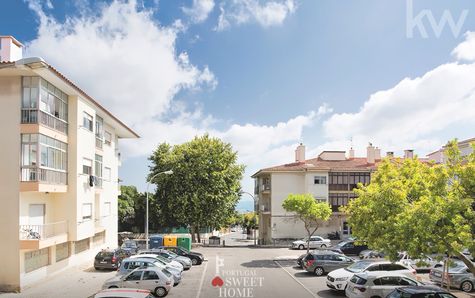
xmin=123 ymin=257 xmax=157 ymax=262
xmin=94 ymin=288 xmax=151 ymax=298
xmin=311 ymin=250 xmax=341 ymax=255
xmin=397 ymin=286 xmax=446 ymax=294
xmin=130 ymin=254 xmax=158 ymax=259
xmin=355 ymin=272 xmax=414 ymax=279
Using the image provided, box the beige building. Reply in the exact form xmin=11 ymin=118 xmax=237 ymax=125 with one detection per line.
xmin=426 ymin=137 xmax=475 ymax=163
xmin=0 ymin=36 xmax=139 ymax=292
xmin=252 ymin=143 xmax=385 ymax=245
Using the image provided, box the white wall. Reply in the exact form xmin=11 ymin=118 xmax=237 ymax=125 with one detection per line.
xmin=303 ymin=172 xmax=328 ymax=201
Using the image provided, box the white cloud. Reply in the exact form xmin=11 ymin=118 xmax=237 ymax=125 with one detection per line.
xmin=26 ymin=0 xmax=217 ymax=128
xmin=321 ymin=33 xmax=475 ymax=158
xmin=215 ymin=0 xmax=296 ymax=31
xmin=182 ymin=0 xmax=215 ymax=24
xmin=452 ymin=31 xmax=475 ymax=62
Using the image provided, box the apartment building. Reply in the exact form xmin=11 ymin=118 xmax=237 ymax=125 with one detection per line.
xmin=427 ymin=137 xmax=475 ymax=163
xmin=0 ymin=36 xmax=139 ymax=292
xmin=251 ymin=143 xmax=391 ymax=245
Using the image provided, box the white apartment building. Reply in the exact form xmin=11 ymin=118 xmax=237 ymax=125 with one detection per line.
xmin=427 ymin=137 xmax=475 ymax=163
xmin=0 ymin=36 xmax=139 ymax=292
xmin=251 ymin=143 xmax=392 ymax=245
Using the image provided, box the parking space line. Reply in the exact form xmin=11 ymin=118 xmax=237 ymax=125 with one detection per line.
xmin=195 ymin=261 xmax=208 ymax=298
xmin=274 ymin=260 xmax=318 ymax=298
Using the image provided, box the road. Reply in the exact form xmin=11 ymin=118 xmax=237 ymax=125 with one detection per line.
xmin=1 ymin=246 xmax=473 ymax=298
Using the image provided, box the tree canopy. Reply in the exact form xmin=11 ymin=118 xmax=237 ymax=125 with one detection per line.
xmin=345 ymin=140 xmax=475 ymax=274
xmin=282 ymin=193 xmax=332 ymax=253
xmin=118 ymin=185 xmax=146 ymax=233
xmin=148 ymin=134 xmax=245 ymax=242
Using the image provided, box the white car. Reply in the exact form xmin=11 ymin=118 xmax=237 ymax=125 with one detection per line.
xmin=326 ymin=260 xmax=416 ymax=291
xmin=103 ymin=267 xmax=173 ymax=297
xmin=345 ymin=272 xmax=423 ymax=298
xmin=131 ymin=254 xmax=184 ymax=271
xmin=398 ymin=252 xmax=441 ymax=271
xmin=291 ymin=236 xmax=331 ymax=250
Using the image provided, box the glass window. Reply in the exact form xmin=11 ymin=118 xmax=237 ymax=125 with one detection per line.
xmin=82 ymin=203 xmax=92 ymax=220
xmin=104 ymin=131 xmax=112 ymax=145
xmin=398 ymin=277 xmax=418 ymax=286
xmin=125 ymin=270 xmax=143 ymax=281
xmin=314 ymin=176 xmax=327 ymax=184
xmin=142 ymin=270 xmax=159 ymax=280
xmin=83 ymin=158 xmax=92 ymax=175
xmin=95 ymin=116 xmax=104 ymax=138
xmin=83 ymin=112 xmax=93 ymax=131
xmin=95 ymin=154 xmax=103 ymax=178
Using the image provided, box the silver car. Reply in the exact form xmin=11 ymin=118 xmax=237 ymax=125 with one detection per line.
xmin=117 ymin=258 xmax=182 ymax=286
xmin=103 ymin=267 xmax=173 ymax=297
xmin=429 ymin=260 xmax=475 ymax=293
xmin=151 ymin=250 xmax=192 ymax=269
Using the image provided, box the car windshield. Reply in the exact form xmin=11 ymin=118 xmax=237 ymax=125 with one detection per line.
xmin=122 ymin=242 xmax=137 ymax=248
xmin=96 ymin=251 xmax=114 ymax=258
xmin=178 ymin=247 xmax=189 ymax=254
xmin=337 ymin=241 xmax=349 ymax=248
xmin=166 ymin=251 xmax=178 ymax=258
xmin=345 ymin=261 xmax=372 ymax=273
xmin=162 ymin=269 xmax=172 ymax=277
xmin=155 ymin=255 xmax=171 ymax=263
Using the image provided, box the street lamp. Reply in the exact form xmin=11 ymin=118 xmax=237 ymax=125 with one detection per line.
xmin=145 ymin=170 xmax=173 ymax=249
xmin=240 ymin=191 xmax=258 ymax=246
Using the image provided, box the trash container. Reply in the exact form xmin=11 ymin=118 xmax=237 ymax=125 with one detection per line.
xmin=208 ymin=236 xmax=220 ymax=246
xmin=177 ymin=234 xmax=192 ymax=251
xmin=149 ymin=235 xmax=163 ymax=249
xmin=163 ymin=234 xmax=177 ymax=247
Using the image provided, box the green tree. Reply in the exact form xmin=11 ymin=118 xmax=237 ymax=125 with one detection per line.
xmin=118 ymin=185 xmax=147 ymax=232
xmin=345 ymin=140 xmax=475 ymax=275
xmin=282 ymin=193 xmax=332 ymax=254
xmin=241 ymin=212 xmax=258 ymax=235
xmin=149 ymin=135 xmax=245 ymax=242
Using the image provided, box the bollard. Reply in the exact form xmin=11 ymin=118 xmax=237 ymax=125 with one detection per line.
xmin=223 ymin=240 xmax=225 ymax=247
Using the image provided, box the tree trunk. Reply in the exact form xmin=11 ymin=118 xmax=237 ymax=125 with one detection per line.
xmin=453 ymin=250 xmax=475 ymax=275
xmin=190 ymin=225 xmax=196 ymax=243
xmin=197 ymin=225 xmax=201 ymax=243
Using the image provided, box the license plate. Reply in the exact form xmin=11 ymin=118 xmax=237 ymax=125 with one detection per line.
xmin=100 ymin=261 xmax=107 ymax=264
xmin=434 ymin=272 xmax=441 ymax=277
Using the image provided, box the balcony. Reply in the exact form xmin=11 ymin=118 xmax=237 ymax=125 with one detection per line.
xmin=22 ymin=109 xmax=68 ymax=135
xmin=259 ymin=204 xmax=271 ymax=214
xmin=20 ymin=167 xmax=67 ymax=192
xmin=261 ymin=183 xmax=271 ymax=193
xmin=19 ymin=221 xmax=68 ymax=250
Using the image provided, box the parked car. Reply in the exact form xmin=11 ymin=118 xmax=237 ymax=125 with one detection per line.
xmin=131 ymin=254 xmax=184 ymax=271
xmin=302 ymin=250 xmax=354 ymax=276
xmin=326 ymin=260 xmax=416 ymax=291
xmin=158 ymin=246 xmax=204 ymax=265
xmin=386 ymin=286 xmax=457 ymax=298
xmin=94 ymin=249 xmax=130 ymax=270
xmin=331 ymin=240 xmax=368 ymax=255
xmin=429 ymin=260 xmax=475 ymax=293
xmin=398 ymin=252 xmax=442 ymax=272
xmin=128 ymin=254 xmax=183 ymax=285
xmin=141 ymin=249 xmax=193 ymax=268
xmin=291 ymin=236 xmax=331 ymax=250
xmin=345 ymin=272 xmax=423 ymax=298
xmin=91 ymin=288 xmax=155 ymax=298
xmin=359 ymin=250 xmax=385 ymax=259
xmin=297 ymin=252 xmax=312 ymax=268
xmin=121 ymin=240 xmax=139 ymax=255
xmin=103 ymin=267 xmax=173 ymax=297
xmin=118 ymin=257 xmax=182 ymax=286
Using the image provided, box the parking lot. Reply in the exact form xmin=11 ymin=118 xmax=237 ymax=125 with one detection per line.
xmin=1 ymin=244 xmax=473 ymax=298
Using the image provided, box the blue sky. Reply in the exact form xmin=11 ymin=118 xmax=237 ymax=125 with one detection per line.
xmin=2 ymin=0 xmax=475 ymax=211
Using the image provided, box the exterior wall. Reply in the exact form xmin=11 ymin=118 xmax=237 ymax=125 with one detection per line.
xmin=303 ymin=172 xmax=328 ymax=201
xmin=0 ymin=37 xmax=22 ymax=62
xmin=0 ymin=76 xmax=21 ymax=292
xmin=271 ymin=172 xmax=305 ymax=215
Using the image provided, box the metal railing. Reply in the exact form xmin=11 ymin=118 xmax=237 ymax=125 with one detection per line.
xmin=19 ymin=221 xmax=68 ymax=240
xmin=261 ymin=184 xmax=271 ymax=191
xmin=21 ymin=167 xmax=67 ymax=185
xmin=21 ymin=109 xmax=68 ymax=135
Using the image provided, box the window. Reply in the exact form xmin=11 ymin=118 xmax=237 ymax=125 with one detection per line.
xmin=25 ymin=248 xmax=49 ymax=273
xmin=374 ymin=276 xmax=400 ymax=286
xmin=83 ymin=158 xmax=92 ymax=175
xmin=95 ymin=154 xmax=103 ymax=180
xmin=74 ymin=238 xmax=89 ymax=254
xmin=398 ymin=277 xmax=418 ymax=286
xmin=126 ymin=270 xmax=143 ymax=281
xmin=83 ymin=112 xmax=93 ymax=131
xmin=104 ymin=167 xmax=111 ymax=181
xmin=82 ymin=203 xmax=92 ymax=220
xmin=142 ymin=270 xmax=159 ymax=280
xmin=95 ymin=116 xmax=104 ymax=139
xmin=314 ymin=176 xmax=327 ymax=184
xmin=104 ymin=131 xmax=112 ymax=145
xmin=56 ymin=242 xmax=69 ymax=262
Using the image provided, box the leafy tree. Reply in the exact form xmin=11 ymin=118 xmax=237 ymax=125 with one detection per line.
xmin=241 ymin=212 xmax=258 ymax=235
xmin=345 ymin=140 xmax=475 ymax=275
xmin=118 ymin=185 xmax=147 ymax=232
xmin=282 ymin=193 xmax=332 ymax=254
xmin=149 ymin=135 xmax=245 ymax=243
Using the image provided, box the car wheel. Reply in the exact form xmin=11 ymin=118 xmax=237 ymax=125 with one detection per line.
xmin=108 ymin=286 xmax=118 ymax=289
xmin=192 ymin=258 xmax=198 ymax=265
xmin=461 ymin=281 xmax=474 ymax=293
xmin=370 ymin=296 xmax=381 ymax=298
xmin=314 ymin=267 xmax=324 ymax=276
xmin=298 ymin=245 xmax=304 ymax=250
xmin=320 ymin=244 xmax=327 ymax=248
xmin=154 ymin=286 xmax=168 ymax=297
xmin=94 ymin=267 xmax=99 ymax=270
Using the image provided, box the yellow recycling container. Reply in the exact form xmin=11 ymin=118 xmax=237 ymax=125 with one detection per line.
xmin=163 ymin=234 xmax=177 ymax=247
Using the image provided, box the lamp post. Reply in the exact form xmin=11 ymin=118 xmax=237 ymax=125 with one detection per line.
xmin=240 ymin=191 xmax=258 ymax=246
xmin=145 ymin=170 xmax=173 ymax=249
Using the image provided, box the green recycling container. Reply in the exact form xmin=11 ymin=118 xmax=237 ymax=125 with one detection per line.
xmin=177 ymin=234 xmax=192 ymax=251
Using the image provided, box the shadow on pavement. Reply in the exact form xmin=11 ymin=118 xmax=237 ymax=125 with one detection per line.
xmin=316 ymin=290 xmax=346 ymax=297
xmin=294 ymin=272 xmax=320 ymax=278
xmin=240 ymin=260 xmax=280 ymax=268
xmin=84 ymin=267 xmax=116 ymax=273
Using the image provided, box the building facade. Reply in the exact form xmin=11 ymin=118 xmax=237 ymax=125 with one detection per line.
xmin=252 ymin=144 xmax=381 ymax=245
xmin=0 ymin=36 xmax=138 ymax=292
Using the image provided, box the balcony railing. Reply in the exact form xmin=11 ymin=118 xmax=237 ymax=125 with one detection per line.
xmin=260 ymin=204 xmax=271 ymax=213
xmin=19 ymin=221 xmax=68 ymax=240
xmin=95 ymin=137 xmax=103 ymax=149
xmin=21 ymin=167 xmax=67 ymax=185
xmin=21 ymin=109 xmax=68 ymax=135
xmin=261 ymin=184 xmax=271 ymax=191
xmin=95 ymin=177 xmax=103 ymax=188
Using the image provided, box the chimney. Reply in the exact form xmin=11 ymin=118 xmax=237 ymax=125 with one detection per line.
xmin=295 ymin=143 xmax=306 ymax=162
xmin=404 ymin=149 xmax=414 ymax=159
xmin=348 ymin=147 xmax=355 ymax=159
xmin=367 ymin=143 xmax=375 ymax=164
xmin=386 ymin=151 xmax=394 ymax=158
xmin=374 ymin=147 xmax=381 ymax=161
xmin=0 ymin=36 xmax=23 ymax=62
